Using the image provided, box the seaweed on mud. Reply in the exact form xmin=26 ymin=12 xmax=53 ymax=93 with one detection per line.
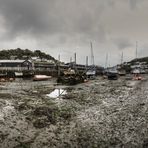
xmin=0 ymin=93 xmax=15 ymax=100
xmin=1 ymin=77 xmax=148 ymax=147
xmin=73 ymin=124 xmax=124 ymax=148
xmin=33 ymin=117 xmax=49 ymax=128
xmin=33 ymin=106 xmax=58 ymax=124
xmin=0 ymin=131 xmax=9 ymax=143
xmin=58 ymin=106 xmax=76 ymax=121
xmin=14 ymin=142 xmax=31 ymax=148
xmin=62 ymin=93 xmax=76 ymax=100
xmin=31 ymin=104 xmax=76 ymax=128
xmin=15 ymin=102 xmax=33 ymax=111
xmin=65 ymin=87 xmax=74 ymax=92
xmin=143 ymin=139 xmax=148 ymax=148
xmin=33 ymin=86 xmax=54 ymax=95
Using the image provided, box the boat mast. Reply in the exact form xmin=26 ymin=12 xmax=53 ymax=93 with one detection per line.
xmin=121 ymin=52 xmax=123 ymax=65
xmin=136 ymin=41 xmax=138 ymax=59
xmin=86 ymin=56 xmax=88 ymax=66
xmin=105 ymin=53 xmax=108 ymax=68
xmin=74 ymin=52 xmax=77 ymax=71
xmin=58 ymin=54 xmax=60 ymax=76
xmin=70 ymin=57 xmax=72 ymax=63
xmin=90 ymin=42 xmax=95 ymax=66
xmin=74 ymin=52 xmax=77 ymax=65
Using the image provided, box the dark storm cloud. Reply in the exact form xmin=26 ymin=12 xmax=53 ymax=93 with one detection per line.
xmin=0 ymin=0 xmax=147 ymax=65
xmin=0 ymin=0 xmax=144 ymax=41
xmin=0 ymin=0 xmax=146 ymax=39
xmin=0 ymin=0 xmax=111 ymax=41
xmin=0 ymin=0 xmax=57 ymax=38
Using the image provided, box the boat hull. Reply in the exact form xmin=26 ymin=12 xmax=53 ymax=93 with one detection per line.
xmin=33 ymin=75 xmax=52 ymax=81
xmin=57 ymin=75 xmax=85 ymax=85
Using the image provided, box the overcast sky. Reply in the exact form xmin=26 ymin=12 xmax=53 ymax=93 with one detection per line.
xmin=0 ymin=0 xmax=148 ymax=66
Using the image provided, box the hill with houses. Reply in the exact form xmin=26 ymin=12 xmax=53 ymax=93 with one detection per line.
xmin=0 ymin=48 xmax=57 ymax=63
xmin=117 ymin=57 xmax=148 ymax=74
xmin=130 ymin=57 xmax=148 ymax=64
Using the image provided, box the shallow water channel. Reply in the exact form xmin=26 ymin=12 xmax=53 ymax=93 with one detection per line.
xmin=46 ymin=88 xmax=67 ymax=98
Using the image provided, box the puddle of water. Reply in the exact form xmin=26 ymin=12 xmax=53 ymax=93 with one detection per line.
xmin=46 ymin=89 xmax=67 ymax=98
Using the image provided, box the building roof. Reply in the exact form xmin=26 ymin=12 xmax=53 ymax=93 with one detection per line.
xmin=0 ymin=60 xmax=31 ymax=63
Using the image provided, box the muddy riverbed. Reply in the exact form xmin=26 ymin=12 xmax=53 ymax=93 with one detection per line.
xmin=0 ymin=77 xmax=148 ymax=148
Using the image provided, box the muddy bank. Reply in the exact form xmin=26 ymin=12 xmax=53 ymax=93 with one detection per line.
xmin=0 ymin=77 xmax=148 ymax=147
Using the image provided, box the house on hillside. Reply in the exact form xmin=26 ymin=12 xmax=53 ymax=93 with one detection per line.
xmin=0 ymin=60 xmax=32 ymax=71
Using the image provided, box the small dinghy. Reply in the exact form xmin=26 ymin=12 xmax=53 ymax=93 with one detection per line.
xmin=33 ymin=75 xmax=52 ymax=81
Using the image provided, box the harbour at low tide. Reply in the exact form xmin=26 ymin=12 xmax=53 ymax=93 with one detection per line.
xmin=0 ymin=75 xmax=148 ymax=147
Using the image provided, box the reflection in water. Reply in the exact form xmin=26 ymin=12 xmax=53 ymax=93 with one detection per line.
xmin=47 ymin=89 xmax=67 ymax=98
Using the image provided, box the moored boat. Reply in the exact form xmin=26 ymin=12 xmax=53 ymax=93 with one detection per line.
xmin=86 ymin=69 xmax=96 ymax=80
xmin=15 ymin=72 xmax=23 ymax=78
xmin=107 ymin=69 xmax=118 ymax=80
xmin=33 ymin=75 xmax=52 ymax=81
xmin=118 ymin=69 xmax=126 ymax=76
xmin=57 ymin=68 xmax=86 ymax=85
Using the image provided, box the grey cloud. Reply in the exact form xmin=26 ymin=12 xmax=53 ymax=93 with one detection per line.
xmin=138 ymin=44 xmax=148 ymax=57
xmin=129 ymin=0 xmax=138 ymax=9
xmin=114 ymin=38 xmax=133 ymax=50
xmin=129 ymin=0 xmax=145 ymax=9
xmin=106 ymin=0 xmax=115 ymax=7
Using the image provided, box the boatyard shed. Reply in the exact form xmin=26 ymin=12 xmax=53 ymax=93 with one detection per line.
xmin=0 ymin=60 xmax=32 ymax=71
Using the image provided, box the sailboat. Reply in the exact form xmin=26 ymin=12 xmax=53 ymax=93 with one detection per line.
xmin=86 ymin=42 xmax=96 ymax=79
xmin=57 ymin=53 xmax=85 ymax=85
xmin=103 ymin=54 xmax=118 ymax=80
xmin=118 ymin=52 xmax=126 ymax=76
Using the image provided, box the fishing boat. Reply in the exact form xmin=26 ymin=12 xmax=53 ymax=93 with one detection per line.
xmin=33 ymin=75 xmax=52 ymax=81
xmin=86 ymin=69 xmax=96 ymax=79
xmin=133 ymin=76 xmax=143 ymax=80
xmin=0 ymin=72 xmax=7 ymax=78
xmin=22 ymin=71 xmax=34 ymax=78
xmin=132 ymin=69 xmax=143 ymax=80
xmin=86 ymin=42 xmax=96 ymax=80
xmin=118 ymin=69 xmax=126 ymax=76
xmin=107 ymin=69 xmax=118 ymax=80
xmin=132 ymin=68 xmax=140 ymax=75
xmin=57 ymin=68 xmax=85 ymax=85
